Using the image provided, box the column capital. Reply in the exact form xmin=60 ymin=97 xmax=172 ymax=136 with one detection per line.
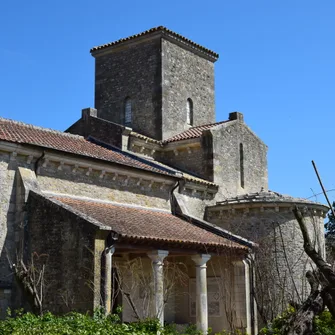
xmin=105 ymin=246 xmax=115 ymax=255
xmin=192 ymin=254 xmax=211 ymax=267
xmin=147 ymin=250 xmax=169 ymax=263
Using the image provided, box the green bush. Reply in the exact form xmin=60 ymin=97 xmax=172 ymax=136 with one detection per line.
xmin=314 ymin=310 xmax=335 ymax=335
xmin=259 ymin=306 xmax=295 ymax=335
xmin=259 ymin=307 xmax=335 ymax=335
xmin=0 ymin=309 xmax=250 ymax=335
xmin=210 ymin=330 xmax=247 ymax=335
xmin=0 ymin=309 xmax=161 ymax=335
xmin=0 ymin=309 xmax=215 ymax=335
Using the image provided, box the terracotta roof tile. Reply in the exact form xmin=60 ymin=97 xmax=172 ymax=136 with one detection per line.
xmin=215 ymin=191 xmax=329 ymax=209
xmin=54 ymin=197 xmax=247 ymax=251
xmin=90 ymin=26 xmax=219 ymax=60
xmin=162 ymin=120 xmax=229 ymax=143
xmin=0 ymin=118 xmax=175 ymax=176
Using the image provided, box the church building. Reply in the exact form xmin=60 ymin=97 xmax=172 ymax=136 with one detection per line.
xmin=0 ymin=27 xmax=328 ymax=334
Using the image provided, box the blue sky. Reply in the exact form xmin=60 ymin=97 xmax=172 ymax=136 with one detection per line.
xmin=1 ymin=0 xmax=334 ymax=203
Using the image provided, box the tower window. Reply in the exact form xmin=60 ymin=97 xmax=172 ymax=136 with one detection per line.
xmin=186 ymin=98 xmax=193 ymax=126
xmin=124 ymin=97 xmax=132 ymax=127
xmin=240 ymin=143 xmax=245 ymax=188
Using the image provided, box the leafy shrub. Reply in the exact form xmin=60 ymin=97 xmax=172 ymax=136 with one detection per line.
xmin=314 ymin=310 xmax=335 ymax=335
xmin=212 ymin=331 xmax=248 ymax=335
xmin=259 ymin=307 xmax=335 ymax=335
xmin=0 ymin=309 xmax=162 ymax=335
xmin=259 ymin=306 xmax=295 ymax=335
xmin=0 ymin=309 xmax=250 ymax=335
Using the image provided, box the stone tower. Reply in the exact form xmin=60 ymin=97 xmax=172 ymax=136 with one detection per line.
xmin=90 ymin=26 xmax=218 ymax=141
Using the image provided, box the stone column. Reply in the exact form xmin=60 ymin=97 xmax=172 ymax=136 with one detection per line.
xmin=245 ymin=255 xmax=258 ymax=335
xmin=104 ymin=246 xmax=115 ymax=314
xmin=147 ymin=250 xmax=169 ymax=325
xmin=233 ymin=259 xmax=255 ymax=334
xmin=242 ymin=260 xmax=252 ymax=334
xmin=191 ymin=254 xmax=211 ymax=334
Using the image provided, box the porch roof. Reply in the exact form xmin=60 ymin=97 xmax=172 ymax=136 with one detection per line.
xmin=52 ymin=195 xmax=249 ymax=252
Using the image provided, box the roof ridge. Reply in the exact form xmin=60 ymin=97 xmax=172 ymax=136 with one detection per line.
xmin=0 ymin=117 xmax=180 ymax=177
xmin=189 ymin=119 xmax=229 ymax=130
xmin=215 ymin=190 xmax=329 ymax=208
xmin=161 ymin=119 xmax=230 ymax=143
xmin=90 ymin=26 xmax=219 ymax=59
xmin=178 ymin=212 xmax=256 ymax=248
xmin=88 ymin=136 xmax=179 ymax=176
xmin=47 ymin=192 xmax=171 ymax=214
xmin=0 ymin=117 xmax=84 ymax=140
xmin=130 ymin=131 xmax=161 ymax=144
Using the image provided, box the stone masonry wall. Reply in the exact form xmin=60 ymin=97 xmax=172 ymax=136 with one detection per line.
xmin=66 ymin=113 xmax=125 ymax=149
xmin=65 ymin=119 xmax=84 ymax=136
xmin=0 ymin=152 xmax=44 ymax=317
xmin=93 ymin=37 xmax=215 ymax=141
xmin=210 ymin=121 xmax=268 ymax=198
xmin=156 ymin=146 xmax=207 ymax=179
xmin=0 ymin=152 xmax=15 ymax=318
xmin=161 ymin=39 xmax=215 ymax=140
xmin=84 ymin=115 xmax=124 ymax=148
xmin=27 ymin=192 xmax=97 ymax=313
xmin=94 ymin=38 xmax=162 ymax=140
xmin=207 ymin=206 xmax=325 ymax=319
xmin=37 ymin=161 xmax=170 ymax=210
xmin=0 ymin=147 xmax=173 ymax=317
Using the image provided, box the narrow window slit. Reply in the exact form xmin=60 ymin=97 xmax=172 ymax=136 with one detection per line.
xmin=124 ymin=97 xmax=132 ymax=127
xmin=186 ymin=98 xmax=193 ymax=126
xmin=240 ymin=143 xmax=245 ymax=188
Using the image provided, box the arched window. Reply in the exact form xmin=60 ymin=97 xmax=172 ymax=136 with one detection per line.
xmin=186 ymin=98 xmax=193 ymax=126
xmin=124 ymin=97 xmax=132 ymax=127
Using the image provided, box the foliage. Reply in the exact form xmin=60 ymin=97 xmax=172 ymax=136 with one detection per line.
xmin=325 ymin=202 xmax=335 ymax=237
xmin=259 ymin=307 xmax=335 ymax=335
xmin=210 ymin=329 xmax=248 ymax=335
xmin=314 ymin=310 xmax=335 ymax=335
xmin=259 ymin=306 xmax=296 ymax=335
xmin=163 ymin=323 xmax=202 ymax=335
xmin=0 ymin=309 xmax=156 ymax=335
xmin=325 ymin=202 xmax=335 ymax=264
xmin=0 ymin=309 xmax=245 ymax=335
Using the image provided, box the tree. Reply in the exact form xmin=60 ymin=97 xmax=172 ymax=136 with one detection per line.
xmin=325 ymin=202 xmax=335 ymax=238
xmin=113 ymin=257 xmax=189 ymax=321
xmin=8 ymin=251 xmax=49 ymax=315
xmin=324 ymin=202 xmax=335 ymax=270
xmin=273 ymin=206 xmax=335 ymax=335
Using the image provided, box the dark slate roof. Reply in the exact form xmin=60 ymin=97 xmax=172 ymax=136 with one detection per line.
xmin=0 ymin=117 xmax=176 ymax=177
xmin=162 ymin=120 xmax=229 ymax=143
xmin=54 ymin=196 xmax=248 ymax=251
xmin=90 ymin=26 xmax=219 ymax=59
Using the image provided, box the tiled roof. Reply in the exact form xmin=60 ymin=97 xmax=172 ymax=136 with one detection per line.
xmin=0 ymin=118 xmax=176 ymax=176
xmin=90 ymin=26 xmax=219 ymax=59
xmin=214 ymin=190 xmax=329 ymax=209
xmin=130 ymin=131 xmax=162 ymax=144
xmin=54 ymin=196 xmax=247 ymax=251
xmin=162 ymin=120 xmax=229 ymax=143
